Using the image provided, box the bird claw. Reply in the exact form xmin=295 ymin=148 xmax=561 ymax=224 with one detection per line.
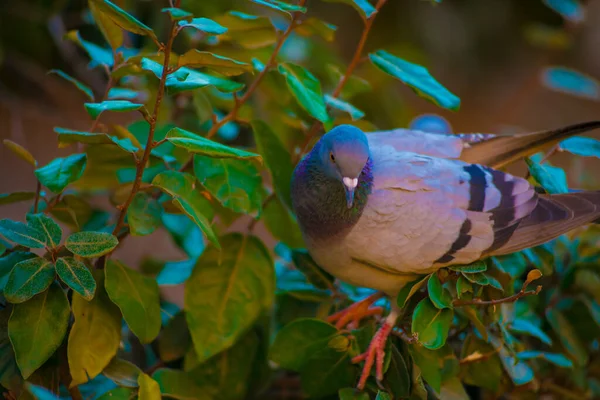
xmin=327 ymin=292 xmax=384 ymax=330
xmin=351 ymin=320 xmax=394 ymax=390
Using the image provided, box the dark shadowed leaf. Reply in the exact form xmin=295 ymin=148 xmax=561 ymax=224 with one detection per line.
xmin=138 ymin=373 xmax=161 ymax=400
xmin=102 ymin=358 xmax=142 ymax=387
xmin=250 ymin=0 xmax=307 ymax=14
xmin=185 ymin=234 xmax=273 ymax=364
xmin=456 ymin=276 xmax=473 ymax=299
xmin=460 ymin=334 xmax=502 ymax=391
xmin=412 ymin=298 xmax=453 ymax=349
xmin=300 ymin=342 xmax=356 ymax=398
xmin=278 ymin=63 xmax=330 ymax=123
xmin=291 ymin=250 xmax=334 ymax=290
xmin=9 ymin=283 xmax=69 ymax=379
xmin=157 ymin=312 xmax=191 ymax=362
xmin=2 ymin=140 xmax=36 ymax=166
xmin=397 ymin=274 xmax=430 ymax=308
xmin=560 ymin=136 xmax=600 ymax=158
xmin=68 ymin=271 xmax=121 ymax=387
xmin=178 ymin=50 xmax=252 ymax=76
xmin=178 ymin=17 xmax=228 ymax=34
xmin=65 ymin=231 xmax=118 ymax=257
xmin=0 ymin=220 xmax=46 ymax=248
xmin=370 ymin=50 xmax=460 ymax=110
xmin=55 ymin=127 xmax=112 ymax=147
xmin=517 ymin=351 xmax=573 ymax=368
xmin=26 ymin=213 xmax=61 ymax=248
xmin=251 ymin=120 xmax=294 ymax=209
xmin=542 ymin=0 xmax=584 ymax=23
xmin=0 ymin=192 xmax=35 ymax=205
xmin=449 ymin=260 xmax=487 ymax=273
xmin=193 ymin=156 xmax=263 ymax=214
xmin=321 ymin=0 xmax=376 ymax=19
xmin=152 ymin=171 xmax=218 ymax=247
xmin=546 ymin=309 xmax=588 ymax=366
xmin=153 ymin=369 xmax=210 ymax=400
xmin=55 ymin=257 xmax=96 ymax=300
xmin=0 ymin=251 xmax=37 ymax=292
xmin=262 ymin=195 xmax=304 ymax=248
xmin=439 ymin=377 xmax=469 ymax=400
xmin=166 ymin=127 xmax=260 ymax=160
xmin=428 ymin=273 xmax=453 ymax=309
xmin=325 ymin=95 xmax=365 ymax=120
xmin=525 ymin=157 xmax=568 ymax=194
xmin=509 ymin=318 xmax=552 ymax=345
xmin=84 ymin=100 xmax=144 ymax=120
xmin=127 ymin=192 xmax=162 ymax=236
xmin=35 ymin=153 xmax=87 ymax=193
xmin=0 ymin=307 xmax=22 ymax=393
xmin=339 ymin=388 xmax=369 ymax=400
xmin=90 ymin=0 xmax=158 ymax=42
xmin=105 ymin=260 xmax=161 ymax=343
xmin=48 ymin=69 xmax=94 ymax=101
xmin=386 ymin=343 xmax=411 ymax=398
xmin=4 ymin=257 xmax=55 ymax=304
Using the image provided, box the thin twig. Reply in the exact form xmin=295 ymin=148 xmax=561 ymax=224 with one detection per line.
xmin=391 ymin=327 xmax=418 ymax=344
xmin=453 ymin=285 xmax=542 ymax=307
xmin=459 ymin=346 xmax=502 ymax=364
xmin=33 ymin=181 xmax=41 ymax=213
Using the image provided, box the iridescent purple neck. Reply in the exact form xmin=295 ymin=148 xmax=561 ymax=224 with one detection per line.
xmin=291 ymin=149 xmax=373 ymax=242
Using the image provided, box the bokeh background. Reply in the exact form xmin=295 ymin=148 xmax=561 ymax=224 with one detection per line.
xmin=1 ymin=0 xmax=599 ymax=307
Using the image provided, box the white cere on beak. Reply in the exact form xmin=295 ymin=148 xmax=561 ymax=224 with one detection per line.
xmin=343 ymin=177 xmax=358 ymax=189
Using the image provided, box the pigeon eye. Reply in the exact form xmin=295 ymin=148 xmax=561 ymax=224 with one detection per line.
xmin=330 ymin=152 xmax=336 ymax=163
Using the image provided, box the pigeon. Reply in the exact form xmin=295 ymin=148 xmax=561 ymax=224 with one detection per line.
xmin=290 ymin=121 xmax=600 ymax=389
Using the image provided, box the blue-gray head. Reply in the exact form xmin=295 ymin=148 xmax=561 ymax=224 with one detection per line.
xmin=314 ymin=124 xmax=370 ymax=208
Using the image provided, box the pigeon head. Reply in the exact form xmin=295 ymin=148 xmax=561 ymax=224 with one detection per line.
xmin=317 ymin=125 xmax=371 ymax=208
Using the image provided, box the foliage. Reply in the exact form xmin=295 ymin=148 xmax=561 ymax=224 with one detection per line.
xmin=1 ymin=0 xmax=600 ymax=399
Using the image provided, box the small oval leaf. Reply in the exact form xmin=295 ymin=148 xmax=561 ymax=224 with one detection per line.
xmin=65 ymin=231 xmax=118 ymax=258
xmin=55 ymin=257 xmax=96 ymax=300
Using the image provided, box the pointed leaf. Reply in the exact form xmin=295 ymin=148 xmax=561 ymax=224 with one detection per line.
xmin=25 ymin=384 xmax=60 ymax=400
xmin=26 ymin=214 xmax=62 ymax=249
xmin=89 ymin=0 xmax=123 ymax=49
xmin=427 ymin=273 xmax=453 ymax=309
xmin=152 ymin=171 xmax=219 ymax=248
xmin=9 ymin=284 xmax=70 ymax=378
xmin=278 ymin=63 xmax=330 ymax=123
xmin=250 ymin=0 xmax=307 ymax=14
xmin=542 ymin=66 xmax=599 ymax=100
xmin=0 ymin=220 xmax=46 ymax=248
xmin=509 ymin=318 xmax=552 ymax=345
xmin=0 ymin=192 xmax=35 ymax=205
xmin=55 ymin=127 xmax=112 ymax=147
xmin=525 ymin=157 xmax=568 ymax=194
xmin=321 ymin=0 xmax=376 ymax=19
xmin=105 ymin=260 xmax=161 ymax=343
xmin=55 ymin=257 xmax=96 ymax=300
xmin=65 ymin=231 xmax=118 ymax=257
xmin=138 ymin=373 xmax=161 ymax=400
xmin=90 ymin=0 xmax=158 ymax=42
xmin=517 ymin=351 xmax=573 ymax=368
xmin=396 ymin=274 xmax=430 ymax=308
xmin=2 ymin=140 xmax=36 ymax=166
xmin=48 ymin=70 xmax=94 ymax=101
xmin=127 ymin=192 xmax=162 ymax=236
xmin=543 ymin=0 xmax=584 ymax=23
xmin=412 ymin=298 xmax=453 ymax=349
xmin=68 ymin=271 xmax=121 ymax=387
xmin=560 ymin=136 xmax=600 ymax=158
xmin=185 ymin=234 xmax=274 ymax=364
xmin=34 ymin=153 xmax=87 ymax=193
xmin=166 ymin=127 xmax=260 ymax=160
xmin=178 ymin=17 xmax=228 ymax=34
xmin=370 ymin=50 xmax=460 ymax=110
xmin=546 ymin=309 xmax=588 ymax=366
xmin=161 ymin=7 xmax=193 ymax=20
xmin=65 ymin=30 xmax=114 ymax=67
xmin=84 ymin=100 xmax=144 ymax=120
xmin=4 ymin=257 xmax=55 ymax=304
xmin=178 ymin=50 xmax=252 ymax=76
xmin=324 ymin=95 xmax=365 ymax=120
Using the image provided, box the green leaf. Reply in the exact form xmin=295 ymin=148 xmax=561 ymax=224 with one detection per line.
xmin=386 ymin=343 xmax=411 ymax=398
xmin=251 ymin=120 xmax=294 ymax=209
xmin=178 ymin=17 xmax=228 ymax=34
xmin=517 ymin=351 xmax=573 ymax=368
xmin=560 ymin=136 xmax=600 ymax=158
xmin=270 ymin=318 xmax=339 ymax=371
xmin=84 ymin=100 xmax=144 ymax=120
xmin=439 ymin=376 xmax=469 ymax=400
xmin=178 ymin=50 xmax=252 ymax=76
xmin=0 ymin=308 xmax=22 ymax=393
xmin=9 ymin=283 xmax=70 ymax=379
xmin=324 ymin=95 xmax=365 ymax=120
xmin=278 ymin=63 xmax=330 ymax=123
xmin=65 ymin=30 xmax=113 ymax=67
xmin=0 ymin=251 xmax=37 ymax=292
xmin=449 ymin=260 xmax=487 ymax=273
xmin=90 ymin=0 xmax=158 ymax=42
xmin=97 ymin=388 xmax=134 ymax=400
xmin=460 ymin=334 xmax=502 ymax=392
xmin=127 ymin=192 xmax=162 ymax=236
xmin=460 ymin=271 xmax=489 ymax=286
xmin=396 ymin=274 xmax=430 ymax=308
xmin=0 ymin=219 xmax=46 ymax=248
xmin=213 ymin=12 xmax=275 ymax=49
xmin=291 ymin=250 xmax=334 ymax=290
xmin=152 ymin=171 xmax=219 ymax=248
xmin=26 ymin=214 xmax=62 ymax=249
xmin=153 ymin=369 xmax=210 ymax=400
xmin=321 ymin=0 xmax=376 ymax=19
xmin=161 ymin=7 xmax=193 ymax=20
xmin=2 ymin=140 xmax=36 ymax=166
xmin=376 ymin=392 xmax=392 ymax=400
xmin=296 ymin=17 xmax=337 ymax=41
xmin=35 ymin=153 xmax=87 ymax=193
xmin=166 ymin=127 xmax=261 ymax=160
xmin=193 ymin=156 xmax=263 ymax=214
xmin=89 ymin=0 xmax=123 ymax=50
xmin=525 ymin=157 xmax=568 ymax=194
xmin=65 ymin=231 xmax=118 ymax=257
xmin=0 ymin=192 xmax=35 ymax=205
xmin=138 ymin=373 xmax=161 ymax=400
xmin=157 ymin=312 xmax=191 ymax=362
xmin=412 ymin=298 xmax=453 ymax=349
xmin=339 ymin=388 xmax=369 ymax=400
xmin=4 ymin=257 xmax=55 ymax=304
xmin=102 ymin=358 xmax=142 ymax=387
xmin=409 ymin=345 xmax=445 ymax=393
xmin=427 ymin=273 xmax=453 ymax=309
xmin=55 ymin=127 xmax=112 ymax=147
xmin=456 ymin=276 xmax=473 ymax=299
xmin=369 ymin=50 xmax=460 ymax=110
xmin=262 ymin=195 xmax=304 ymax=248
xmin=250 ymin=0 xmax=307 ymax=14
xmin=105 ymin=260 xmax=161 ymax=343
xmin=185 ymin=234 xmax=273 ymax=364
xmin=546 ymin=309 xmax=588 ymax=366
xmin=299 ymin=342 xmax=356 ymax=397
xmin=48 ymin=69 xmax=94 ymax=101
xmin=55 ymin=257 xmax=96 ymax=300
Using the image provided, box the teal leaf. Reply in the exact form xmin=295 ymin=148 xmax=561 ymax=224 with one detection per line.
xmin=162 ymin=64 xmax=245 ymax=94
xmin=491 ymin=336 xmax=534 ymax=386
xmin=48 ymin=69 xmax=94 ymax=101
xmin=161 ymin=7 xmax=193 ymax=21
xmin=90 ymin=0 xmax=158 ymax=42
xmin=25 ymin=384 xmax=60 ymax=400
xmin=543 ymin=0 xmax=584 ymax=23
xmin=324 ymin=95 xmax=365 ymax=120
xmin=65 ymin=30 xmax=113 ymax=67
xmin=449 ymin=260 xmax=487 ymax=273
xmin=193 ymin=156 xmax=263 ymax=214
xmin=156 ymin=258 xmax=196 ymax=286
xmin=26 ymin=213 xmax=62 ymax=249
xmin=0 ymin=220 xmax=46 ymax=248
xmin=152 ymin=171 xmax=219 ymax=248
xmin=427 ymin=273 xmax=453 ymax=309
xmin=411 ymin=298 xmax=453 ymax=349
xmin=84 ymin=100 xmax=144 ymax=120
xmin=251 ymin=120 xmax=294 ymax=209
xmin=525 ymin=157 xmax=568 ymax=194
xmin=542 ymin=66 xmax=598 ymax=100
xmin=9 ymin=283 xmax=70 ymax=378
xmin=55 ymin=257 xmax=96 ymax=300
xmin=65 ymin=231 xmax=119 ymax=257
xmin=396 ymin=274 xmax=430 ymax=308
xmin=166 ymin=127 xmax=261 ymax=160
xmin=4 ymin=257 xmax=55 ymax=304
xmin=0 ymin=192 xmax=35 ymax=205
xmin=320 ymin=0 xmax=376 ymax=19
xmin=250 ymin=0 xmax=307 ymax=14
xmin=127 ymin=192 xmax=162 ymax=236
xmin=105 ymin=260 xmax=161 ymax=343
xmin=517 ymin=351 xmax=573 ymax=368
xmin=560 ymin=136 xmax=600 ymax=158
xmin=178 ymin=50 xmax=252 ymax=76
xmin=35 ymin=153 xmax=87 ymax=193
xmin=262 ymin=195 xmax=304 ymax=248
xmin=278 ymin=63 xmax=330 ymax=123
xmin=107 ymin=87 xmax=140 ymax=100
xmin=178 ymin=17 xmax=228 ymax=35
xmin=185 ymin=234 xmax=273 ymax=364
xmin=369 ymin=50 xmax=460 ymax=110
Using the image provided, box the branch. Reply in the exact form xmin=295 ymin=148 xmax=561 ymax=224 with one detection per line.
xmin=33 ymin=181 xmax=41 ymax=213
xmin=453 ymin=285 xmax=542 ymax=307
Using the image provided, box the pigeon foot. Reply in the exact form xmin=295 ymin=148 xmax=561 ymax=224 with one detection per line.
xmin=351 ymin=310 xmax=399 ymax=390
xmin=327 ymin=292 xmax=385 ymax=330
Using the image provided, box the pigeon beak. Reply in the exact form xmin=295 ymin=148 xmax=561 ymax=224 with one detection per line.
xmin=342 ymin=177 xmax=358 ymax=209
